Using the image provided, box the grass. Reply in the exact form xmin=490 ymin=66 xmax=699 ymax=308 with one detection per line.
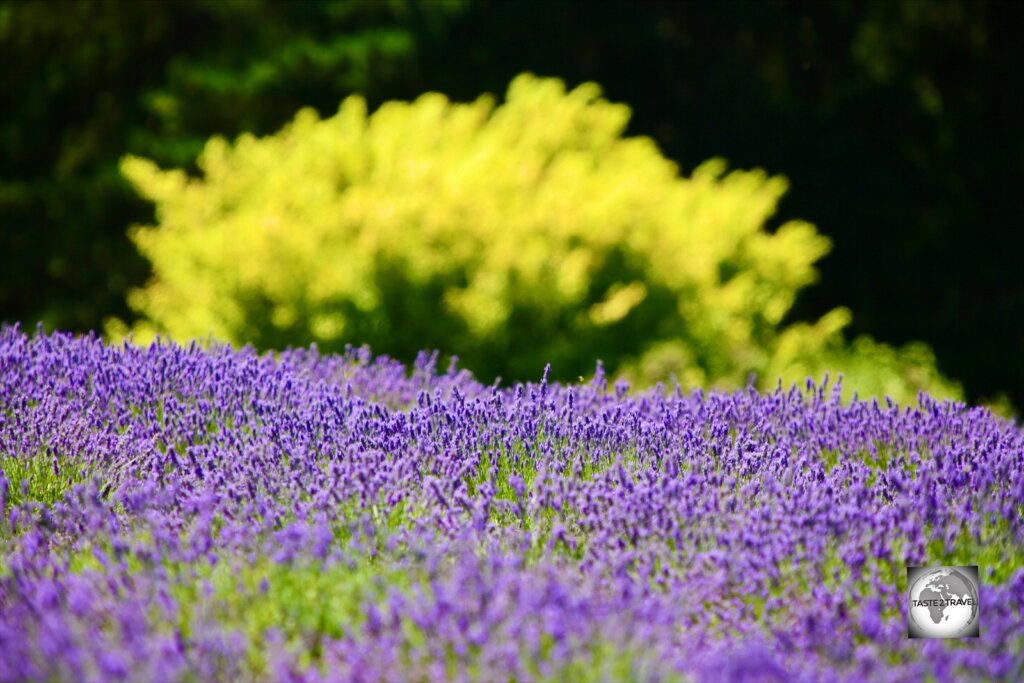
xmin=1 ymin=450 xmax=89 ymax=512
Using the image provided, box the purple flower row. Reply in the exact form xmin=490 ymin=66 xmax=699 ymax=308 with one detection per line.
xmin=1 ymin=326 xmax=1022 ymax=682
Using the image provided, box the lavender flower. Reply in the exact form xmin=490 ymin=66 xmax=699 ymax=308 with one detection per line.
xmin=0 ymin=326 xmax=1021 ymax=682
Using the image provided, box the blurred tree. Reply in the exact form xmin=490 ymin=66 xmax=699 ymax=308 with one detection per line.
xmin=0 ymin=0 xmax=464 ymax=332
xmin=115 ymin=74 xmax=961 ymax=404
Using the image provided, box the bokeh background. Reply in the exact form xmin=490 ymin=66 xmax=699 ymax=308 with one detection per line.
xmin=2 ymin=0 xmax=1021 ymax=410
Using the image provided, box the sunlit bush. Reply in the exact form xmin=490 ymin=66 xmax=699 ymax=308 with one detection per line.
xmin=113 ymin=74 xmax=959 ymax=403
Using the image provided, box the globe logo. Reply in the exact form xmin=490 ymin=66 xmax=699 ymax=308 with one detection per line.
xmin=907 ymin=565 xmax=980 ymax=638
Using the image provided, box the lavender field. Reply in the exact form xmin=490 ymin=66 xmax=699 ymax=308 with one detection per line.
xmin=1 ymin=327 xmax=1022 ymax=682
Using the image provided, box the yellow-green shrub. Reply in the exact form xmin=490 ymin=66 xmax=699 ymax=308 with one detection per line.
xmin=112 ymin=73 xmax=960 ymax=404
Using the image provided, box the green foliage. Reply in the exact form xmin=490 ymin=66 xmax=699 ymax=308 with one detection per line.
xmin=926 ymin=513 xmax=1024 ymax=586
xmin=117 ymin=74 xmax=960 ymax=404
xmin=0 ymin=451 xmax=87 ymax=512
xmin=764 ymin=326 xmax=964 ymax=404
xmin=173 ymin=555 xmax=402 ymax=674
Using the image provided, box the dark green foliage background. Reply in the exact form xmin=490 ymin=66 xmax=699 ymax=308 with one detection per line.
xmin=2 ymin=0 xmax=1021 ymax=406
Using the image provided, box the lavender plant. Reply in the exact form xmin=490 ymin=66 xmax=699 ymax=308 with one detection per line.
xmin=0 ymin=326 xmax=1021 ymax=682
